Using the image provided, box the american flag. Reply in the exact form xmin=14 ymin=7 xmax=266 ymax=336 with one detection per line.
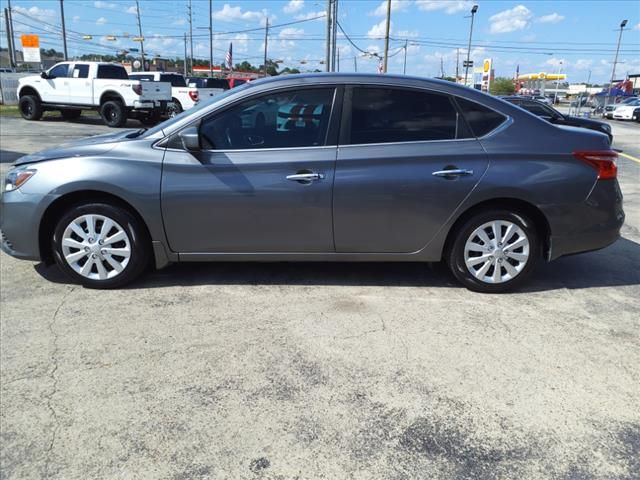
xmin=225 ymin=43 xmax=233 ymax=70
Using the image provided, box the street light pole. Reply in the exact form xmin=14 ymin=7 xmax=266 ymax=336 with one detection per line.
xmin=403 ymin=39 xmax=408 ymax=75
xmin=59 ymin=0 xmax=68 ymax=61
xmin=382 ymin=0 xmax=391 ymax=73
xmin=464 ymin=4 xmax=478 ymax=87
xmin=606 ymin=19 xmax=628 ymax=108
xmin=553 ymin=61 xmax=563 ymax=104
xmin=209 ymin=0 xmax=213 ymax=78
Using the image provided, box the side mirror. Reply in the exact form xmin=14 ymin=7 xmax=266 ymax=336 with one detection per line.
xmin=179 ymin=126 xmax=201 ymax=152
xmin=40 ymin=71 xmax=49 ymax=79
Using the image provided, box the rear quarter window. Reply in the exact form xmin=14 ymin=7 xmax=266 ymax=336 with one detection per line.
xmin=455 ymin=97 xmax=507 ymax=137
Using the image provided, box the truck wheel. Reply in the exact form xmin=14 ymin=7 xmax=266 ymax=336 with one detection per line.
xmin=61 ymin=108 xmax=82 ymax=120
xmin=167 ymin=99 xmax=182 ymax=118
xmin=19 ymin=95 xmax=43 ymax=121
xmin=100 ymin=101 xmax=127 ymax=128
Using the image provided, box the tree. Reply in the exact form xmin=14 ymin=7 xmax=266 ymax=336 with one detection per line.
xmin=490 ymin=77 xmax=516 ymax=95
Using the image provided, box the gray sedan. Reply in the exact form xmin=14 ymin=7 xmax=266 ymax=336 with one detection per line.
xmin=0 ymin=74 xmax=624 ymax=292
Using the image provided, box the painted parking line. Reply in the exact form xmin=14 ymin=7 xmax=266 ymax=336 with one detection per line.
xmin=618 ymin=152 xmax=640 ymax=164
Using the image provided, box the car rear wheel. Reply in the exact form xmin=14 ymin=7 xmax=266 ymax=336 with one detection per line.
xmin=19 ymin=95 xmax=43 ymax=120
xmin=52 ymin=203 xmax=150 ymax=289
xmin=100 ymin=100 xmax=127 ymax=127
xmin=167 ymin=99 xmax=182 ymax=118
xmin=447 ymin=210 xmax=541 ymax=293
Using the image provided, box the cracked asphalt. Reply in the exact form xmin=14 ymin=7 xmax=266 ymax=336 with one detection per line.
xmin=1 ymin=114 xmax=639 ymax=480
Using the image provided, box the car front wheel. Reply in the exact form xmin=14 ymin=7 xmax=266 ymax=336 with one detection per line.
xmin=447 ymin=210 xmax=541 ymax=293
xmin=52 ymin=203 xmax=150 ymax=288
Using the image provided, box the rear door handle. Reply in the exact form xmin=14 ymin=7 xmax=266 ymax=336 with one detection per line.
xmin=286 ymin=172 xmax=325 ymax=182
xmin=432 ymin=168 xmax=474 ymax=177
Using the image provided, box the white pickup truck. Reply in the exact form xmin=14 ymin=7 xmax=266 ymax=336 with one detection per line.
xmin=129 ymin=72 xmax=200 ymax=117
xmin=17 ymin=62 xmax=172 ymax=127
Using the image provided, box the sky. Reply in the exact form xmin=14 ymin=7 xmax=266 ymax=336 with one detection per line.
xmin=1 ymin=0 xmax=639 ymax=83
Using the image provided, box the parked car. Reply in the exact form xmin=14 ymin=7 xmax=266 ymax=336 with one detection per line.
xmin=501 ymin=96 xmax=613 ymax=144
xmin=129 ymin=71 xmax=198 ymax=117
xmin=1 ymin=73 xmax=624 ymax=293
xmin=633 ymin=107 xmax=640 ymax=123
xmin=612 ymin=98 xmax=640 ymax=120
xmin=17 ymin=62 xmax=171 ymax=127
xmin=603 ymin=96 xmax=638 ymax=119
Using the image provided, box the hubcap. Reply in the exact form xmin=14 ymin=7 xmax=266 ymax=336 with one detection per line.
xmin=464 ymin=220 xmax=530 ymax=284
xmin=61 ymin=214 xmax=131 ymax=281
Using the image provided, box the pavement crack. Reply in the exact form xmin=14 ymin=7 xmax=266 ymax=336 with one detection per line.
xmin=43 ymin=286 xmax=76 ymax=479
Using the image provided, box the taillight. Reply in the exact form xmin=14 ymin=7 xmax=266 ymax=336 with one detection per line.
xmin=189 ymin=90 xmax=199 ymax=102
xmin=132 ymin=84 xmax=142 ymax=95
xmin=573 ymin=150 xmax=618 ymax=180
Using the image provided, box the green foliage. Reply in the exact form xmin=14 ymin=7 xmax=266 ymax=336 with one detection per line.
xmin=490 ymin=77 xmax=516 ymax=95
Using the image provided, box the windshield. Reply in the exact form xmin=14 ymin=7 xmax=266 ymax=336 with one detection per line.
xmin=141 ymin=81 xmax=254 ymax=138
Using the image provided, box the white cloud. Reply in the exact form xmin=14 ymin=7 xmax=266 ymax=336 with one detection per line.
xmin=634 ymin=23 xmax=640 ymax=31
xmin=489 ymin=5 xmax=532 ymax=34
xmin=212 ymin=4 xmax=269 ymax=23
xmin=11 ymin=5 xmax=56 ymax=23
xmin=537 ymin=13 xmax=564 ymax=24
xmin=573 ymin=59 xmax=593 ymax=70
xmin=283 ymin=0 xmax=304 ymax=14
xmin=415 ymin=0 xmax=473 ymax=14
xmin=368 ymin=19 xmax=391 ymax=38
xmin=294 ymin=10 xmax=325 ymax=21
xmin=279 ymin=27 xmax=304 ymax=38
xmin=397 ymin=29 xmax=419 ymax=38
xmin=369 ymin=0 xmax=410 ymax=17
xmin=125 ymin=6 xmax=138 ymax=15
xmin=72 ymin=15 xmax=80 ymax=23
xmin=544 ymin=57 xmax=565 ymax=68
xmin=172 ymin=18 xmax=186 ymax=26
xmin=96 ymin=16 xmax=108 ymax=25
xmin=94 ymin=1 xmax=117 ymax=9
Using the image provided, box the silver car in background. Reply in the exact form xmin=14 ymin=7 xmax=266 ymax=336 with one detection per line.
xmin=1 ymin=74 xmax=624 ymax=292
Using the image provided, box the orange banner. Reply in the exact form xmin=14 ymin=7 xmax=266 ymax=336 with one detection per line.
xmin=21 ymin=34 xmax=40 ymax=48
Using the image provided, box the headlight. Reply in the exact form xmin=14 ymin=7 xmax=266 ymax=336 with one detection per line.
xmin=4 ymin=168 xmax=36 ymax=192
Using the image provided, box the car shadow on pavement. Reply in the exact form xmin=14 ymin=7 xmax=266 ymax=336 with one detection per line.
xmin=0 ymin=149 xmax=27 ymax=164
xmin=33 ymin=238 xmax=640 ymax=292
xmin=38 ymin=115 xmax=142 ymax=128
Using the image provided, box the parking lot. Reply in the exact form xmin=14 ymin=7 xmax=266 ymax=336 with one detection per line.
xmin=1 ymin=114 xmax=639 ymax=479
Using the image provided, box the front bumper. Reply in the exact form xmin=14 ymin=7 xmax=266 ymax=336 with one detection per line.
xmin=0 ymin=190 xmax=53 ymax=261
xmin=544 ymin=179 xmax=625 ymax=260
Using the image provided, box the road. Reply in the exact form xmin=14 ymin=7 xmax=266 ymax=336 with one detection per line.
xmin=1 ymin=115 xmax=639 ymax=480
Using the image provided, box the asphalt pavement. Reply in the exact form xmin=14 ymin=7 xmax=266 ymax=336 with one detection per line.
xmin=1 ymin=113 xmax=639 ymax=480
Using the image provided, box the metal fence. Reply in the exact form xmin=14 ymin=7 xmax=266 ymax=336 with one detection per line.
xmin=0 ymin=73 xmax=32 ymax=105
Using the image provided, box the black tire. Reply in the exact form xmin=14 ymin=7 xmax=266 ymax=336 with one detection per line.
xmin=19 ymin=95 xmax=43 ymax=120
xmin=100 ymin=100 xmax=127 ymax=128
xmin=60 ymin=108 xmax=82 ymax=120
xmin=51 ymin=203 xmax=150 ymax=289
xmin=167 ymin=98 xmax=182 ymax=118
xmin=446 ymin=209 xmax=541 ymax=293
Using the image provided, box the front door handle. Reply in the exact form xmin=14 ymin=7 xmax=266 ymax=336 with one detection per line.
xmin=286 ymin=172 xmax=325 ymax=182
xmin=432 ymin=168 xmax=474 ymax=178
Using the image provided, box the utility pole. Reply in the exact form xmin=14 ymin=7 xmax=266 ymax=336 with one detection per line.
xmin=209 ymin=0 xmax=213 ymax=77
xmin=337 ymin=47 xmax=340 ymax=72
xmin=606 ymin=19 xmax=628 ymax=108
xmin=6 ymin=0 xmax=16 ymax=67
xmin=382 ymin=0 xmax=391 ymax=73
xmin=440 ymin=56 xmax=444 ymax=78
xmin=325 ymin=0 xmax=331 ymax=72
xmin=331 ymin=0 xmax=338 ymax=72
xmin=135 ymin=0 xmax=146 ymax=70
xmin=354 ymin=55 xmax=357 ymax=72
xmin=183 ymin=33 xmax=187 ymax=76
xmin=263 ymin=18 xmax=269 ymax=77
xmin=59 ymin=0 xmax=68 ymax=60
xmin=456 ymin=48 xmax=459 ymax=81
xmin=464 ymin=4 xmax=478 ymax=87
xmin=403 ymin=39 xmax=408 ymax=75
xmin=188 ymin=0 xmax=193 ymax=75
xmin=553 ymin=61 xmax=563 ymax=104
xmin=4 ymin=8 xmax=15 ymax=68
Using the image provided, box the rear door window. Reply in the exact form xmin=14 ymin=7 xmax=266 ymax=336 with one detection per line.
xmin=96 ymin=65 xmax=128 ymax=79
xmin=160 ymin=74 xmax=187 ymax=87
xmin=348 ymin=87 xmax=460 ymax=144
xmin=72 ymin=64 xmax=89 ymax=78
xmin=455 ymin=97 xmax=507 ymax=137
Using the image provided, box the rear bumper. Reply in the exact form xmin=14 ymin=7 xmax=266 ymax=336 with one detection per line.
xmin=545 ymin=179 xmax=625 ymax=260
xmin=131 ymin=100 xmax=168 ymax=111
